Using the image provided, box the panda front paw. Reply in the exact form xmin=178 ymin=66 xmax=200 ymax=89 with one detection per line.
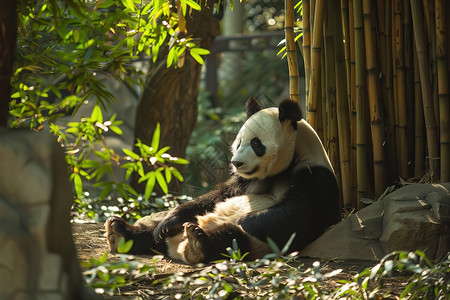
xmin=182 ymin=222 xmax=209 ymax=264
xmin=105 ymin=216 xmax=134 ymax=253
xmin=153 ymin=214 xmax=184 ymax=241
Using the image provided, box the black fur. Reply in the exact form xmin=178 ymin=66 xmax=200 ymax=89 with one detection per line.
xmin=237 ymin=166 xmax=340 ymax=252
xmin=278 ymin=99 xmax=302 ymax=129
xmin=245 ymin=97 xmax=262 ymax=118
xmin=250 ymin=137 xmax=266 ymax=157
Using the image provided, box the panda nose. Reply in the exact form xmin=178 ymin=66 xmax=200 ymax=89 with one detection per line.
xmin=231 ymin=161 xmax=244 ymax=168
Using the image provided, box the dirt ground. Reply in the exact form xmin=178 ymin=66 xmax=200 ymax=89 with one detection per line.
xmin=72 ymin=222 xmax=406 ymax=299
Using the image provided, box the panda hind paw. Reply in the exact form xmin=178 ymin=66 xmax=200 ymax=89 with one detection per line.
xmin=105 ymin=216 xmax=133 ymax=253
xmin=184 ymin=222 xmax=208 ymax=242
xmin=182 ymin=222 xmax=210 ymax=264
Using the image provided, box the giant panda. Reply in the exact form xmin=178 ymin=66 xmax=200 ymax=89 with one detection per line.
xmin=105 ymin=98 xmax=341 ymax=264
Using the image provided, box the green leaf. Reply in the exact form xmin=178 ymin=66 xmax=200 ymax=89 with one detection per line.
xmin=117 ymin=237 xmax=134 ymax=254
xmin=280 ymin=233 xmax=296 ymax=255
xmin=123 ymin=0 xmax=136 ymax=11
xmin=109 ymin=125 xmax=123 ymax=135
xmin=122 ymin=148 xmax=140 ymax=160
xmin=171 ymin=167 xmax=184 ymax=182
xmin=151 ymin=123 xmax=160 ymax=152
xmin=186 ymin=0 xmax=201 ymax=10
xmin=117 ymin=183 xmax=128 ymax=199
xmin=98 ymin=183 xmax=112 ymax=200
xmin=123 ymin=183 xmax=138 ymax=197
xmin=180 ymin=0 xmax=187 ymax=15
xmin=94 ymin=150 xmax=111 ymax=161
xmin=171 ymin=157 xmax=189 ymax=165
xmin=91 ymin=105 xmax=103 ymax=123
xmin=156 ymin=170 xmax=168 ymax=194
xmin=167 ymin=46 xmax=177 ymax=68
xmin=73 ymin=173 xmax=83 ymax=197
xmin=144 ymin=172 xmax=156 ymax=200
xmin=157 ymin=146 xmax=171 ymax=155
xmin=165 ymin=167 xmax=172 ymax=183
xmin=266 ymin=237 xmax=280 ymax=254
xmin=97 ymin=270 xmax=110 ymax=282
xmin=190 ymin=52 xmax=204 ymax=65
xmin=190 ymin=47 xmax=210 ymax=55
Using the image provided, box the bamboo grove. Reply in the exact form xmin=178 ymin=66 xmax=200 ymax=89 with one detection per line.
xmin=285 ymin=0 xmax=450 ymax=209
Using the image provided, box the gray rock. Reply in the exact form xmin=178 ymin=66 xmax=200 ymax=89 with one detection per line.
xmin=300 ymin=183 xmax=450 ymax=261
xmin=0 ymin=129 xmax=96 ymax=299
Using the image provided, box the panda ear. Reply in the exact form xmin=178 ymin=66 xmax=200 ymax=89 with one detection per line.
xmin=278 ymin=99 xmax=303 ymax=129
xmin=246 ymin=97 xmax=262 ymax=118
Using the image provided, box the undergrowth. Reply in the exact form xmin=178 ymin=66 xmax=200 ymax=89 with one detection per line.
xmin=83 ymin=244 xmax=450 ymax=299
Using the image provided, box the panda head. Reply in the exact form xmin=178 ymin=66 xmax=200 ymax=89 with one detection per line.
xmin=231 ymin=98 xmax=303 ymax=180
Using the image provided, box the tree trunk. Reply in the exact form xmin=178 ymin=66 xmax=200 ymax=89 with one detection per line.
xmin=0 ymin=0 xmax=17 ymax=126
xmin=133 ymin=6 xmax=219 ymax=194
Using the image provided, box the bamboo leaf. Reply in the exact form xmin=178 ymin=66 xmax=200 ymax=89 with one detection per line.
xmin=171 ymin=167 xmax=184 ymax=182
xmin=165 ymin=167 xmax=172 ymax=183
xmin=98 ymin=182 xmax=112 ymax=200
xmin=109 ymin=125 xmax=123 ymax=135
xmin=190 ymin=52 xmax=204 ymax=65
xmin=144 ymin=172 xmax=156 ymax=200
xmin=156 ymin=170 xmax=168 ymax=194
xmin=91 ymin=105 xmax=103 ymax=123
xmin=122 ymin=148 xmax=140 ymax=160
xmin=186 ymin=0 xmax=201 ymax=10
xmin=171 ymin=157 xmax=189 ymax=165
xmin=151 ymin=123 xmax=160 ymax=152
xmin=73 ymin=173 xmax=83 ymax=197
xmin=117 ymin=237 xmax=134 ymax=254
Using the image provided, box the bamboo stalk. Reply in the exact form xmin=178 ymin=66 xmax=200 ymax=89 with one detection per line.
xmin=324 ymin=3 xmax=339 ymax=187
xmin=393 ymin=0 xmax=409 ymax=179
xmin=377 ymin=1 xmax=386 ymax=74
xmin=353 ymin=0 xmax=370 ymax=203
xmin=428 ymin=1 xmax=440 ymax=136
xmin=334 ymin=0 xmax=352 ymax=208
xmin=316 ymin=71 xmax=324 ymax=141
xmin=383 ymin=0 xmax=399 ymax=183
xmin=362 ymin=0 xmax=387 ymax=196
xmin=404 ymin=0 xmax=415 ymax=173
xmin=410 ymin=0 xmax=440 ymax=182
xmin=319 ymin=50 xmax=326 ymax=142
xmin=413 ymin=43 xmax=425 ymax=177
xmin=435 ymin=0 xmax=450 ymax=181
xmin=422 ymin=0 xmax=431 ymax=41
xmin=302 ymin=0 xmax=311 ymax=110
xmin=340 ymin=0 xmax=351 ymax=113
xmin=285 ymin=0 xmax=300 ymax=102
xmin=348 ymin=0 xmax=358 ymax=207
xmin=308 ymin=0 xmax=325 ymax=128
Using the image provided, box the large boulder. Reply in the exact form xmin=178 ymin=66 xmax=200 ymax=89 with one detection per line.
xmin=0 ymin=129 xmax=95 ymax=300
xmin=300 ymin=183 xmax=450 ymax=261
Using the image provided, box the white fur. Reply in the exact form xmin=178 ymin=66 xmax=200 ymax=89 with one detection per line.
xmin=294 ymin=120 xmax=333 ymax=171
xmin=197 ymin=194 xmax=279 ymax=234
xmin=231 ymin=108 xmax=297 ymax=179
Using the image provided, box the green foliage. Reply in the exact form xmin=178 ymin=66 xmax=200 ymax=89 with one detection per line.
xmin=10 ymin=0 xmax=209 ymax=219
xmin=12 ymin=0 xmax=210 ymax=129
xmin=82 ymin=250 xmax=161 ymax=295
xmin=54 ymin=104 xmax=188 ymax=217
xmin=152 ymin=250 xmax=449 ymax=299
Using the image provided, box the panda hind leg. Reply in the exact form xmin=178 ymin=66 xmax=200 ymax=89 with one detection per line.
xmin=182 ymin=222 xmax=210 ymax=264
xmin=105 ymin=214 xmax=168 ymax=255
xmin=182 ymin=222 xmax=253 ymax=264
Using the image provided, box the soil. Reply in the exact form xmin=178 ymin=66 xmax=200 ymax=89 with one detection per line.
xmin=72 ymin=222 xmax=406 ymax=299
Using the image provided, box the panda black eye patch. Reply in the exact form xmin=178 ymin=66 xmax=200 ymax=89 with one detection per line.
xmin=250 ymin=137 xmax=266 ymax=156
